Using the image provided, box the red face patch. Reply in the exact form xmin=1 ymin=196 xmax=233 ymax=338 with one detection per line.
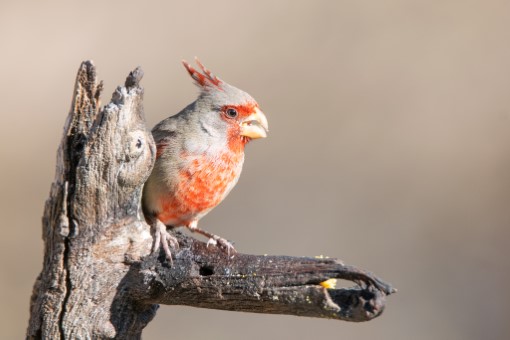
xmin=219 ymin=102 xmax=259 ymax=152
xmin=220 ymin=102 xmax=259 ymax=121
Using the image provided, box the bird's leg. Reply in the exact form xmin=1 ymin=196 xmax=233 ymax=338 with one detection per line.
xmin=187 ymin=220 xmax=236 ymax=257
xmin=149 ymin=217 xmax=179 ymax=263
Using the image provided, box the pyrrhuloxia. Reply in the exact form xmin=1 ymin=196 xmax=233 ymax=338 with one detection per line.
xmin=142 ymin=58 xmax=268 ymax=262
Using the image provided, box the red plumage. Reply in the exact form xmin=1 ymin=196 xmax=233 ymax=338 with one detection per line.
xmin=156 ymin=149 xmax=244 ymax=227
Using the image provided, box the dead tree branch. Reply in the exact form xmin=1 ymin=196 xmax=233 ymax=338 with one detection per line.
xmin=27 ymin=61 xmax=395 ymax=339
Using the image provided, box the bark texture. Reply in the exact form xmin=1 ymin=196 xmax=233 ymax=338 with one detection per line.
xmin=27 ymin=61 xmax=395 ymax=339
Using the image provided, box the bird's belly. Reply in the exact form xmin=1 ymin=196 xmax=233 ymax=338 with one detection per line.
xmin=157 ymin=153 xmax=243 ymax=226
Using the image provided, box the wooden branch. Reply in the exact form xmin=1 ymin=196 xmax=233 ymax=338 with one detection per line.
xmin=134 ymin=234 xmax=394 ymax=322
xmin=27 ymin=61 xmax=395 ymax=339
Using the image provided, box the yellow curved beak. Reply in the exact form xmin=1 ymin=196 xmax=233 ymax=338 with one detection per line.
xmin=240 ymin=107 xmax=269 ymax=139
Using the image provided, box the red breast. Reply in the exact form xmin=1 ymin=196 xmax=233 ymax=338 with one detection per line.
xmin=156 ymin=149 xmax=244 ymax=226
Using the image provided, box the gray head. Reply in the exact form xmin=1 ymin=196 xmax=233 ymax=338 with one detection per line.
xmin=182 ymin=58 xmax=268 ymax=147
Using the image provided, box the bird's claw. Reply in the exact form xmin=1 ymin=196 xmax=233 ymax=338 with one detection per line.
xmin=152 ymin=220 xmax=179 ymax=264
xmin=206 ymin=238 xmax=217 ymax=247
xmin=206 ymin=236 xmax=236 ymax=257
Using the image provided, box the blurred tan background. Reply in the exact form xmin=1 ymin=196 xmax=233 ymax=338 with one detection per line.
xmin=1 ymin=0 xmax=510 ymax=339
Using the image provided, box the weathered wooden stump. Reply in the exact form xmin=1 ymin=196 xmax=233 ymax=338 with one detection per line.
xmin=27 ymin=61 xmax=395 ymax=339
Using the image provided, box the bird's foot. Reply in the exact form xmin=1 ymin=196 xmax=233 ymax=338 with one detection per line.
xmin=187 ymin=223 xmax=237 ymax=257
xmin=152 ymin=219 xmax=179 ymax=263
xmin=206 ymin=236 xmax=237 ymax=257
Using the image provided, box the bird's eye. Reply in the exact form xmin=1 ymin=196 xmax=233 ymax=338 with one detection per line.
xmin=225 ymin=108 xmax=238 ymax=118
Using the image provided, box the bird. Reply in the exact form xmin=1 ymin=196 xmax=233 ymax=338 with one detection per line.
xmin=142 ymin=58 xmax=268 ymax=262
